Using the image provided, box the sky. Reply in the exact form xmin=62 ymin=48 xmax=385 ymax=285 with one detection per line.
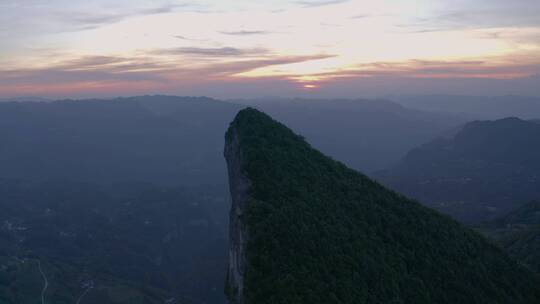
xmin=1 ymin=0 xmax=539 ymax=99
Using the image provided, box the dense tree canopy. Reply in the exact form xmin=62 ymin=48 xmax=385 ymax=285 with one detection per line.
xmin=226 ymin=108 xmax=540 ymax=304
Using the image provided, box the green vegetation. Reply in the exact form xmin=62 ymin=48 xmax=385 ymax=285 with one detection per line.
xmin=226 ymin=108 xmax=540 ymax=304
xmin=478 ymin=201 xmax=540 ymax=273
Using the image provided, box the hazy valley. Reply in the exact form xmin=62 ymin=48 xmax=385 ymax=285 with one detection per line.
xmin=0 ymin=95 xmax=539 ymax=303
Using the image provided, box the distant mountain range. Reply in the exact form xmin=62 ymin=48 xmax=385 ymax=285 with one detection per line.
xmin=394 ymin=95 xmax=540 ymax=120
xmin=379 ymin=117 xmax=540 ymax=223
xmin=0 ymin=96 xmax=463 ymax=186
xmin=0 ymin=96 xmax=241 ymax=186
xmin=0 ymin=97 xmax=51 ymax=102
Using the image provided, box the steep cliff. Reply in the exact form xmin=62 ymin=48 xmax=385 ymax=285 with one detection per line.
xmin=224 ymin=124 xmax=251 ymax=304
xmin=224 ymin=108 xmax=540 ymax=304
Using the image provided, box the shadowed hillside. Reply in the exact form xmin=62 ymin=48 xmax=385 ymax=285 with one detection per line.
xmin=380 ymin=117 xmax=540 ymax=223
xmin=479 ymin=201 xmax=540 ymax=273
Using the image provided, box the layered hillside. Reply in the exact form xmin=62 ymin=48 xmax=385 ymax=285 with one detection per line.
xmin=224 ymin=108 xmax=540 ymax=304
xmin=380 ymin=117 xmax=540 ymax=223
xmin=479 ymin=201 xmax=540 ymax=273
xmin=0 ymin=96 xmax=242 ymax=186
xmin=0 ymin=96 xmax=462 ymax=186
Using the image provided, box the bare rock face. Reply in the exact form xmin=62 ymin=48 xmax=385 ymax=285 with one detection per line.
xmin=224 ymin=127 xmax=251 ymax=304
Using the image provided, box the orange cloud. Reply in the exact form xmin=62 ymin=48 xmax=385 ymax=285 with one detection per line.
xmin=0 ymin=52 xmax=335 ymax=96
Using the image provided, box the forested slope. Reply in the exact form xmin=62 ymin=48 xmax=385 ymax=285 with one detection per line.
xmin=224 ymin=108 xmax=540 ymax=304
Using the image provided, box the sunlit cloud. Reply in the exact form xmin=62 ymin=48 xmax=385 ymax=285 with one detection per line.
xmin=1 ymin=0 xmax=540 ymax=98
xmin=0 ymin=52 xmax=337 ymax=96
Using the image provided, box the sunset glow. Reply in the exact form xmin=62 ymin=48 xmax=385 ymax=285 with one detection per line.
xmin=1 ymin=0 xmax=539 ymax=98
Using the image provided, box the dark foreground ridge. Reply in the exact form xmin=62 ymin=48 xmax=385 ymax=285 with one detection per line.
xmin=224 ymin=108 xmax=540 ymax=304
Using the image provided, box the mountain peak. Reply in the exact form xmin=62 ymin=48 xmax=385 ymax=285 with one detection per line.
xmin=224 ymin=108 xmax=540 ymax=304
